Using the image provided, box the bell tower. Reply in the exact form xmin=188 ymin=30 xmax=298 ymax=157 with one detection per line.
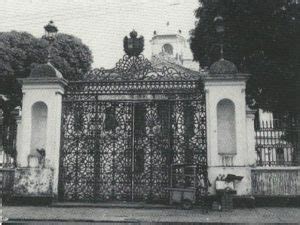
xmin=150 ymin=23 xmax=186 ymax=64
xmin=150 ymin=22 xmax=199 ymax=71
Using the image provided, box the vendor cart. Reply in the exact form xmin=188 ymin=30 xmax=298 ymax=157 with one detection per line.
xmin=166 ymin=164 xmax=197 ymax=209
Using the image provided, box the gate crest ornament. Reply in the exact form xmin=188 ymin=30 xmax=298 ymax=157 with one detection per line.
xmin=123 ymin=30 xmax=144 ymax=57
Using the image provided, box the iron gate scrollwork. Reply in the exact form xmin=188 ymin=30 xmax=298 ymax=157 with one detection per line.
xmin=59 ymin=54 xmax=208 ymax=205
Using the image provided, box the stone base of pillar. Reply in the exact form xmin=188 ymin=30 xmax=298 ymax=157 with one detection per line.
xmin=207 ymin=166 xmax=252 ymax=196
xmin=13 ymin=167 xmax=54 ymax=198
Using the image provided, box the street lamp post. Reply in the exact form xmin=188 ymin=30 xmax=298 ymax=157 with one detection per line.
xmin=44 ymin=20 xmax=58 ymax=62
xmin=214 ymin=16 xmax=225 ymax=59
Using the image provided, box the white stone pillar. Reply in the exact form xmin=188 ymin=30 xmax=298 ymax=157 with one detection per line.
xmin=246 ymin=107 xmax=257 ymax=166
xmin=17 ymin=63 xmax=67 ymax=196
xmin=203 ymin=59 xmax=253 ymax=195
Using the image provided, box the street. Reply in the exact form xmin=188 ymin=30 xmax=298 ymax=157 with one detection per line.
xmin=2 ymin=206 xmax=300 ymax=224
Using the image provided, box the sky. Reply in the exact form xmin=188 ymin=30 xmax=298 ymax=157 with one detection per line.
xmin=1 ymin=0 xmax=199 ymax=68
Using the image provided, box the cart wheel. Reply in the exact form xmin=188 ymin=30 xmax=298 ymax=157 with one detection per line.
xmin=182 ymin=199 xmax=193 ymax=210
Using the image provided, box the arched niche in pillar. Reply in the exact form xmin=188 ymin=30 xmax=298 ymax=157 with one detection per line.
xmin=217 ymin=99 xmax=236 ymax=155
xmin=30 ymin=101 xmax=48 ymax=154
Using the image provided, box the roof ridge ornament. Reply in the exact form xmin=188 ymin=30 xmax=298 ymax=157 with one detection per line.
xmin=123 ymin=30 xmax=144 ymax=57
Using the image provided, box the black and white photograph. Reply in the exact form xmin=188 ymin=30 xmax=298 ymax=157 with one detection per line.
xmin=0 ymin=0 xmax=299 ymax=224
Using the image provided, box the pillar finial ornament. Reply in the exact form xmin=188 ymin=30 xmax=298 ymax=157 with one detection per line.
xmin=44 ymin=20 xmax=58 ymax=63
xmin=214 ymin=16 xmax=224 ymax=60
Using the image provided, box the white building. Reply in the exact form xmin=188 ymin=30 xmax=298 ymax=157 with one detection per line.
xmin=150 ymin=24 xmax=199 ymax=71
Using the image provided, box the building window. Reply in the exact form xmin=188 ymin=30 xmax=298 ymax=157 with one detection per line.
xmin=162 ymin=43 xmax=173 ymax=55
xmin=276 ymin=148 xmax=285 ymax=166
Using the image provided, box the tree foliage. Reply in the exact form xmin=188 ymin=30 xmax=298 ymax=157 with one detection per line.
xmin=190 ymin=0 xmax=300 ymax=113
xmin=0 ymin=31 xmax=93 ymax=112
xmin=43 ymin=33 xmax=93 ymax=81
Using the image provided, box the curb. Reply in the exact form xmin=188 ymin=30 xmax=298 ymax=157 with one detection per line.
xmin=5 ymin=218 xmax=141 ymax=223
xmin=50 ymin=203 xmax=204 ymax=210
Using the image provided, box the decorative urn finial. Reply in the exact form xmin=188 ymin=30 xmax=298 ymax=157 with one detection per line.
xmin=130 ymin=30 xmax=138 ymax=38
xmin=44 ymin=20 xmax=58 ymax=42
xmin=123 ymin=30 xmax=144 ymax=57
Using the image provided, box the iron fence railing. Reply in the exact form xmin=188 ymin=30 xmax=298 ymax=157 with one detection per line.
xmin=255 ymin=119 xmax=299 ymax=167
xmin=1 ymin=109 xmax=17 ymax=168
xmin=0 ymin=168 xmax=15 ymax=198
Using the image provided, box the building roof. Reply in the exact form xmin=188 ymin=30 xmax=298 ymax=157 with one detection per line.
xmin=151 ymin=21 xmax=189 ymax=42
xmin=209 ymin=59 xmax=238 ymax=75
xmin=153 ymin=22 xmax=181 ymax=36
xmin=30 ymin=62 xmax=63 ymax=79
xmin=151 ymin=54 xmax=201 ymax=78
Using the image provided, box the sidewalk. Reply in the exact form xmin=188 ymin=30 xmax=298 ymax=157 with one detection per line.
xmin=2 ymin=206 xmax=300 ymax=223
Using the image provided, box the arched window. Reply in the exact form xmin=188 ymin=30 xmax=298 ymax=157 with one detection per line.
xmin=31 ymin=102 xmax=48 ymax=154
xmin=217 ymin=99 xmax=236 ymax=155
xmin=162 ymin=43 xmax=173 ymax=55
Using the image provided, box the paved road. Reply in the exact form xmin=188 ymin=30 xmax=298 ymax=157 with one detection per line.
xmin=2 ymin=206 xmax=300 ymax=223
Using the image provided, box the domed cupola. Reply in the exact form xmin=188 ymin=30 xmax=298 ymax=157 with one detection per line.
xmin=30 ymin=62 xmax=63 ymax=79
xmin=209 ymin=58 xmax=238 ymax=76
xmin=204 ymin=58 xmax=249 ymax=82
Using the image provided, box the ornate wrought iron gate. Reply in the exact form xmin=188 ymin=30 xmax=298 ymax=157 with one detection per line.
xmin=58 ymin=55 xmax=208 ymax=204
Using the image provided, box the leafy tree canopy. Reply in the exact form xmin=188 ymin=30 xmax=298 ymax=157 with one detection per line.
xmin=0 ymin=31 xmax=93 ymax=113
xmin=190 ymin=0 xmax=300 ymax=113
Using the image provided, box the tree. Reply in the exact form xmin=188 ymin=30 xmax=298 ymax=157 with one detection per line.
xmin=0 ymin=31 xmax=93 ymax=110
xmin=43 ymin=33 xmax=93 ymax=81
xmin=190 ymin=0 xmax=300 ymax=114
xmin=0 ymin=31 xmax=93 ymax=156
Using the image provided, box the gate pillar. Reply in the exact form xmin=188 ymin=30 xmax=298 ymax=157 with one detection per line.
xmin=17 ymin=63 xmax=67 ymax=197
xmin=203 ymin=59 xmax=255 ymax=195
